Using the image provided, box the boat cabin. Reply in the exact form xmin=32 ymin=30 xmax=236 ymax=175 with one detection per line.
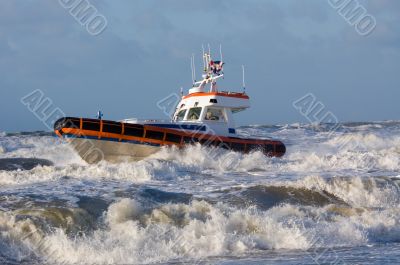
xmin=172 ymin=52 xmax=250 ymax=136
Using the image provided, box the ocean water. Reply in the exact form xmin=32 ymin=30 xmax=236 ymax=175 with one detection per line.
xmin=0 ymin=122 xmax=399 ymax=265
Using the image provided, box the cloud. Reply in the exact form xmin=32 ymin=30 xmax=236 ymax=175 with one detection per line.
xmin=0 ymin=0 xmax=399 ymax=131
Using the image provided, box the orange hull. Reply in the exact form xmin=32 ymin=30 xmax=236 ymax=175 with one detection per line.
xmin=54 ymin=117 xmax=286 ymax=159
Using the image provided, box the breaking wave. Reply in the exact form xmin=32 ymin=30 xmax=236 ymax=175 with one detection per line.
xmin=1 ymin=122 xmax=400 ymax=264
xmin=1 ymin=176 xmax=399 ymax=264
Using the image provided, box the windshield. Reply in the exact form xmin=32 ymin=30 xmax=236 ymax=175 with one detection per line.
xmin=175 ymin=109 xmax=186 ymax=121
xmin=187 ymin=107 xmax=202 ymax=120
xmin=205 ymin=108 xmax=226 ymax=121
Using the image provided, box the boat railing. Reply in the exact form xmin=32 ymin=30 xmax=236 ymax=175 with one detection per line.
xmin=120 ymin=118 xmax=171 ymax=124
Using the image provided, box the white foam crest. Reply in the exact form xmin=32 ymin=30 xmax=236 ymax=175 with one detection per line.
xmin=354 ymin=207 xmax=400 ymax=243
xmin=272 ymin=130 xmax=400 ymax=175
xmin=286 ymin=175 xmax=400 ymax=208
xmin=149 ymin=134 xmax=400 ymax=177
xmin=0 ymin=135 xmax=83 ymax=166
xmin=284 ymin=151 xmax=397 ymax=173
xmin=0 ymin=212 xmax=46 ymax=262
xmin=84 ymin=160 xmax=155 ymax=182
xmin=106 ymin=198 xmax=143 ymax=225
xmin=149 ymin=144 xmax=273 ymax=174
xmin=19 ymin=200 xmax=312 ymax=264
xmin=2 ymin=131 xmax=399 ymax=181
xmin=0 ymin=160 xmax=156 ymax=186
xmin=284 ymin=140 xmax=400 ymax=174
xmin=349 ymin=124 xmax=383 ymax=130
xmin=3 ymin=197 xmax=400 ymax=264
xmin=0 ymin=165 xmax=57 ymax=186
xmin=325 ymin=132 xmax=400 ymax=152
xmin=272 ymin=131 xmax=400 ymax=174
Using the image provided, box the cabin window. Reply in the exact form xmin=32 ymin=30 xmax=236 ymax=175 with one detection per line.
xmin=176 ymin=110 xmax=186 ymax=121
xmin=209 ymin=99 xmax=218 ymax=103
xmin=124 ymin=125 xmax=144 ymax=137
xmin=103 ymin=122 xmax=122 ymax=134
xmin=187 ymin=107 xmax=202 ymax=120
xmin=82 ymin=121 xmax=100 ymax=131
xmin=165 ymin=133 xmax=181 ymax=143
xmin=205 ymin=108 xmax=225 ymax=121
xmin=145 ymin=130 xmax=164 ymax=140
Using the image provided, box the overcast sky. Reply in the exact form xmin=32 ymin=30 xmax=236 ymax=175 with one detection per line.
xmin=1 ymin=0 xmax=399 ymax=132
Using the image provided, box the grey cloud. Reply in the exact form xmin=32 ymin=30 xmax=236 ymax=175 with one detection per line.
xmin=0 ymin=0 xmax=399 ymax=131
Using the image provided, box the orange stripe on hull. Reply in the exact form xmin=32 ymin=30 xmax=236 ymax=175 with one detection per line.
xmin=54 ymin=117 xmax=286 ymax=157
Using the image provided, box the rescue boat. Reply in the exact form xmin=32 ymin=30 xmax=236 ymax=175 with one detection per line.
xmin=54 ymin=51 xmax=286 ymax=163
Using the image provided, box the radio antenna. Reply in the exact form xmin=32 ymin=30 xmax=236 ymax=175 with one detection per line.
xmin=219 ymin=44 xmax=223 ymax=62
xmin=192 ymin=53 xmax=196 ymax=82
xmin=202 ymin=44 xmax=206 ymax=72
xmin=190 ymin=56 xmax=194 ymax=84
xmin=242 ymin=65 xmax=246 ymax=92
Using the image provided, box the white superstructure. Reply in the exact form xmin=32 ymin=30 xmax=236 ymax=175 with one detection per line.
xmin=170 ymin=52 xmax=250 ymax=136
xmin=122 ymin=50 xmax=250 ymax=136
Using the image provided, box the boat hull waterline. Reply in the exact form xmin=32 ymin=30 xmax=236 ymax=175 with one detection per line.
xmin=54 ymin=117 xmax=286 ymax=163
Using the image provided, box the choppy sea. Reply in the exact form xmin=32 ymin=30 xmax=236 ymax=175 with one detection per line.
xmin=0 ymin=121 xmax=399 ymax=265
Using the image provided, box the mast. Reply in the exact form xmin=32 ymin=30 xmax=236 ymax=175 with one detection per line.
xmin=190 ymin=53 xmax=200 ymax=85
xmin=202 ymin=44 xmax=206 ymax=73
xmin=219 ymin=44 xmax=223 ymax=62
xmin=190 ymin=56 xmax=194 ymax=84
xmin=242 ymin=65 xmax=246 ymax=93
xmin=188 ymin=46 xmax=226 ymax=93
xmin=192 ymin=54 xmax=196 ymax=83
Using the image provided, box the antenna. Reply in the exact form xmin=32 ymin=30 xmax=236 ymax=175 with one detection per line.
xmin=192 ymin=53 xmax=196 ymax=82
xmin=202 ymin=44 xmax=206 ymax=72
xmin=242 ymin=65 xmax=246 ymax=92
xmin=204 ymin=52 xmax=209 ymax=73
xmin=207 ymin=44 xmax=211 ymax=74
xmin=180 ymin=87 xmax=183 ymax=97
xmin=219 ymin=44 xmax=223 ymax=62
xmin=190 ymin=56 xmax=194 ymax=84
